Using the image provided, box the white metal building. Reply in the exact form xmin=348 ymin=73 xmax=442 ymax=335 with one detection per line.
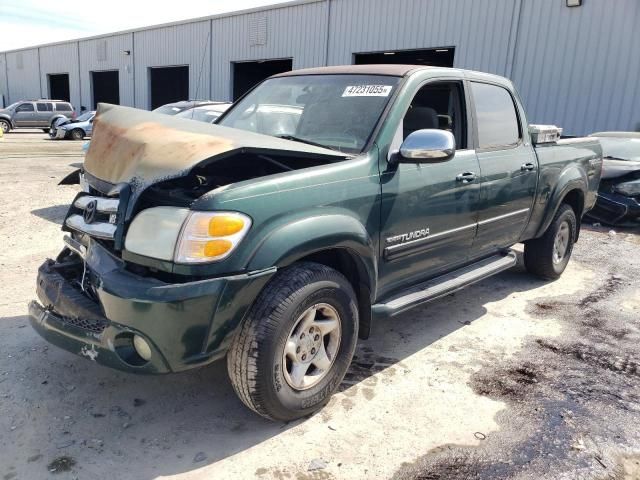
xmin=1 ymin=0 xmax=638 ymax=135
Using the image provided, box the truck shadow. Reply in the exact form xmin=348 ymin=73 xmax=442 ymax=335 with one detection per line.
xmin=30 ymin=205 xmax=69 ymax=224
xmin=0 ymin=254 xmax=548 ymax=479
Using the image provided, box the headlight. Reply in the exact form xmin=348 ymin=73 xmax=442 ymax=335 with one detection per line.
xmin=175 ymin=211 xmax=251 ymax=263
xmin=614 ymin=179 xmax=640 ymax=197
xmin=124 ymin=208 xmax=251 ymax=264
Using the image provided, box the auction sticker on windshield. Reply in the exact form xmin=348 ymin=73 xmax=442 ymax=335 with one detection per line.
xmin=342 ymin=85 xmax=393 ymax=97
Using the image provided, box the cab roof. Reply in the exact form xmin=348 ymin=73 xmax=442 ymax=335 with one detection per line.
xmin=273 ymin=64 xmax=512 ymax=87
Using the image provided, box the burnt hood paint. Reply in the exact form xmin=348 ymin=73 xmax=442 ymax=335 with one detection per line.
xmin=84 ymin=104 xmax=347 ymax=190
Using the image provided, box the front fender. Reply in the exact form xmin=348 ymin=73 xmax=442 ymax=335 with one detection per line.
xmin=534 ymin=165 xmax=587 ymax=238
xmin=0 ymin=113 xmax=13 ymax=127
xmin=246 ymin=214 xmax=378 ymax=294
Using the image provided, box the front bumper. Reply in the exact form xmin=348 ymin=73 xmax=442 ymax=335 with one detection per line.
xmin=29 ymin=239 xmax=275 ymax=374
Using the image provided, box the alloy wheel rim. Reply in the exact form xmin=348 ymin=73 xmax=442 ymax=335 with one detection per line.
xmin=553 ymin=221 xmax=570 ymax=264
xmin=282 ymin=303 xmax=341 ymax=391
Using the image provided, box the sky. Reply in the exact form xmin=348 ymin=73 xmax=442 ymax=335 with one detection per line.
xmin=0 ymin=0 xmax=284 ymax=51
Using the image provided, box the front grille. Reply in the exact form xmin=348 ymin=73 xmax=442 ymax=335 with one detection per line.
xmin=64 ymin=193 xmax=120 ymax=240
xmin=59 ymin=314 xmax=109 ymax=334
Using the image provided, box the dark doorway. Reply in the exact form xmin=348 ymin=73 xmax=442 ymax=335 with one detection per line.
xmin=232 ymin=58 xmax=293 ymax=101
xmin=149 ymin=66 xmax=189 ymax=110
xmin=91 ymin=70 xmax=120 ymax=109
xmin=354 ymin=47 xmax=455 ymax=67
xmin=48 ymin=74 xmax=70 ymax=102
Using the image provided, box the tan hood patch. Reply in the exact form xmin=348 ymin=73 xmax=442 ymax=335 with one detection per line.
xmin=83 ymin=103 xmax=346 ymax=191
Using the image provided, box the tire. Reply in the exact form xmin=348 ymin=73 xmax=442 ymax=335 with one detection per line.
xmin=524 ymin=204 xmax=577 ymax=280
xmin=42 ymin=128 xmax=50 ymax=133
xmin=70 ymin=128 xmax=85 ymax=140
xmin=227 ymin=262 xmax=359 ymax=421
xmin=0 ymin=119 xmax=10 ymax=133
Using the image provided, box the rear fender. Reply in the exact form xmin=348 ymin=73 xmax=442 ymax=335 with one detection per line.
xmin=534 ymin=165 xmax=587 ymax=238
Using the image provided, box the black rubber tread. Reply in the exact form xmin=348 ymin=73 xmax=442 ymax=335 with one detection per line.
xmin=524 ymin=204 xmax=577 ymax=280
xmin=0 ymin=119 xmax=10 ymax=133
xmin=70 ymin=129 xmax=85 ymax=140
xmin=227 ymin=261 xmax=358 ymax=421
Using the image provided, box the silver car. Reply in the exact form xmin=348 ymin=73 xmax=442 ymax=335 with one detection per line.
xmin=0 ymin=100 xmax=75 ymax=133
xmin=50 ymin=111 xmax=96 ymax=140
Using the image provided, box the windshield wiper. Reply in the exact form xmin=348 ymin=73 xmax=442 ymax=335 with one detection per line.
xmin=274 ymin=134 xmax=335 ymax=151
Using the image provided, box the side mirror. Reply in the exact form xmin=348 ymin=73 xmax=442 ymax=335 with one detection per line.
xmin=394 ymin=129 xmax=456 ymax=164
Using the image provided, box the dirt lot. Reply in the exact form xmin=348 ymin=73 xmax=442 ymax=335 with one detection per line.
xmin=1 ymin=131 xmax=639 ymax=480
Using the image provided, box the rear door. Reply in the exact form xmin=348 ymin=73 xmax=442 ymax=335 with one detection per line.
xmin=36 ymin=102 xmax=52 ymax=126
xmin=469 ymin=81 xmax=537 ymax=256
xmin=13 ymin=102 xmax=36 ymax=126
xmin=378 ymin=79 xmax=481 ymax=296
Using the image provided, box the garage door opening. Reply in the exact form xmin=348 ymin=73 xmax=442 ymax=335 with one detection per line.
xmin=48 ymin=74 xmax=70 ymax=102
xmin=232 ymin=59 xmax=293 ymax=101
xmin=91 ymin=70 xmax=120 ymax=109
xmin=149 ymin=66 xmax=189 ymax=110
xmin=354 ymin=47 xmax=455 ymax=67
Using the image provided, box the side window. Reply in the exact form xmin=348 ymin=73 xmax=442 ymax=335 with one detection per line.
xmin=56 ymin=103 xmax=72 ymax=112
xmin=16 ymin=103 xmax=35 ymax=112
xmin=36 ymin=102 xmax=53 ymax=112
xmin=470 ymin=82 xmax=520 ymax=149
xmin=402 ymin=81 xmax=467 ymax=149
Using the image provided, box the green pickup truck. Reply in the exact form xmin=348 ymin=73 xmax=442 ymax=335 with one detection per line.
xmin=30 ymin=65 xmax=602 ymax=421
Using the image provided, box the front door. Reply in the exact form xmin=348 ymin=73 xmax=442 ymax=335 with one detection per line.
xmin=468 ymin=81 xmax=538 ymax=255
xmin=13 ymin=102 xmax=36 ymax=126
xmin=378 ymin=80 xmax=480 ymax=297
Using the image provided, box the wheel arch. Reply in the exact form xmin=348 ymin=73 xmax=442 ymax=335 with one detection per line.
xmin=534 ymin=172 xmax=587 ymax=242
xmin=246 ymin=214 xmax=378 ymax=340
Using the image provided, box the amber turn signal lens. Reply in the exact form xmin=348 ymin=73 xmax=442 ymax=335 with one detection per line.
xmin=203 ymin=239 xmax=233 ymax=257
xmin=208 ymin=216 xmax=245 ymax=237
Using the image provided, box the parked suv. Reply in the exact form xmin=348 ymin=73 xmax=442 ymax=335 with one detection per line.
xmin=0 ymin=100 xmax=75 ymax=133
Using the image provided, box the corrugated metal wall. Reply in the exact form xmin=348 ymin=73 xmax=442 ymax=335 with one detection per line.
xmin=5 ymin=49 xmax=41 ymax=102
xmin=79 ymin=33 xmax=135 ymax=109
xmin=211 ymin=1 xmax=328 ymax=100
xmin=1 ymin=0 xmax=638 ymax=134
xmin=0 ymin=54 xmax=8 ymax=108
xmin=510 ymin=0 xmax=640 ymax=135
xmin=39 ymin=43 xmax=81 ymax=107
xmin=133 ymin=20 xmax=211 ymax=109
xmin=328 ymin=0 xmax=518 ymax=75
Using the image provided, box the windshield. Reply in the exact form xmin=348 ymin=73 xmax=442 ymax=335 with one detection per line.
xmin=597 ymin=137 xmax=640 ymax=161
xmin=153 ymin=105 xmax=187 ymax=115
xmin=76 ymin=112 xmax=94 ymax=122
xmin=219 ymin=74 xmax=401 ymax=153
xmin=5 ymin=102 xmax=20 ymax=110
xmin=177 ymin=105 xmax=229 ymax=123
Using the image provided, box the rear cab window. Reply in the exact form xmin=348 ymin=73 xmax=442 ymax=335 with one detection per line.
xmin=36 ymin=102 xmax=53 ymax=112
xmin=470 ymin=82 xmax=521 ymax=149
xmin=55 ymin=103 xmax=73 ymax=112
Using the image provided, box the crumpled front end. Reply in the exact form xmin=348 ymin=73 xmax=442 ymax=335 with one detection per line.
xmin=29 ymin=238 xmax=274 ymax=373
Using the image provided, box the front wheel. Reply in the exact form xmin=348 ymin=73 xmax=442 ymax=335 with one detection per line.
xmin=70 ymin=129 xmax=85 ymax=140
xmin=227 ymin=262 xmax=358 ymax=421
xmin=0 ymin=119 xmax=10 ymax=133
xmin=524 ymin=204 xmax=577 ymax=280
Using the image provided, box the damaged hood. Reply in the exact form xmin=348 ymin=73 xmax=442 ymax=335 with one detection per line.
xmin=84 ymin=104 xmax=346 ymax=190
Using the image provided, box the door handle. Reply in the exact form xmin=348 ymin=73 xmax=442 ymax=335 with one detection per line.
xmin=456 ymin=172 xmax=476 ymax=184
xmin=521 ymin=162 xmax=536 ymax=171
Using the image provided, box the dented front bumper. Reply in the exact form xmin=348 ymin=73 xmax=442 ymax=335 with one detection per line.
xmin=29 ymin=240 xmax=275 ymax=374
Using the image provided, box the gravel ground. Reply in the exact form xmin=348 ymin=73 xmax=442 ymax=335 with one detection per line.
xmin=0 ymin=131 xmax=639 ymax=480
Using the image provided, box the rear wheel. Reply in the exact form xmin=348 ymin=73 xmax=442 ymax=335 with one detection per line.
xmin=227 ymin=262 xmax=358 ymax=421
xmin=0 ymin=119 xmax=10 ymax=133
xmin=42 ymin=128 xmax=50 ymax=133
xmin=70 ymin=128 xmax=84 ymax=140
xmin=524 ymin=204 xmax=577 ymax=279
